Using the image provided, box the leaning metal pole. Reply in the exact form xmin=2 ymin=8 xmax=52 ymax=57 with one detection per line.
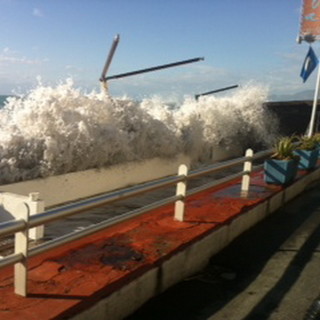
xmin=195 ymin=84 xmax=239 ymax=100
xmin=100 ymin=34 xmax=120 ymax=92
xmin=103 ymin=57 xmax=204 ymax=81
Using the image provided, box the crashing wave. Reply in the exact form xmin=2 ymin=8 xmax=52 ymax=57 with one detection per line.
xmin=0 ymin=79 xmax=278 ymax=184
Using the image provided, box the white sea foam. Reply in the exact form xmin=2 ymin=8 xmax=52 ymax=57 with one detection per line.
xmin=0 ymin=79 xmax=278 ymax=184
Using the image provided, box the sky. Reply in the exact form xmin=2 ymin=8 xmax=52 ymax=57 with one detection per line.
xmin=0 ymin=0 xmax=316 ymax=100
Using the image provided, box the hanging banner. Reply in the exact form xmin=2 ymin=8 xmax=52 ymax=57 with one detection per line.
xmin=298 ymin=0 xmax=320 ymax=43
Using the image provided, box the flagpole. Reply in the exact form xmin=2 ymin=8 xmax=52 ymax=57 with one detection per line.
xmin=307 ymin=62 xmax=320 ymax=137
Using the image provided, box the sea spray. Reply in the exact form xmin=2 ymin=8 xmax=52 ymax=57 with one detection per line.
xmin=175 ymin=84 xmax=278 ymax=162
xmin=0 ymin=80 xmax=278 ymax=184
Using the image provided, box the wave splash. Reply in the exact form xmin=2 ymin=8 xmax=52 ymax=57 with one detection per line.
xmin=0 ymin=79 xmax=278 ymax=184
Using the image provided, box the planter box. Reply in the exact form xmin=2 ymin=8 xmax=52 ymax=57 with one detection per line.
xmin=294 ymin=149 xmax=319 ymax=170
xmin=264 ymin=159 xmax=298 ymax=185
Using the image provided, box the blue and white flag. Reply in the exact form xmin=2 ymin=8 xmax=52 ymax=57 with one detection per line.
xmin=300 ymin=46 xmax=318 ymax=82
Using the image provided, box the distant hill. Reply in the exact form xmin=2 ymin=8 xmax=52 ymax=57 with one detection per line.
xmin=270 ymin=90 xmax=314 ymax=102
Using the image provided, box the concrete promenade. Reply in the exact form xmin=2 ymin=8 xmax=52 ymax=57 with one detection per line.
xmin=1 ymin=166 xmax=320 ymax=319
xmin=127 ymin=180 xmax=320 ymax=320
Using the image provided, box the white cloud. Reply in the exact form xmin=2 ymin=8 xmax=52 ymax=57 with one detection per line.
xmin=0 ymin=56 xmax=40 ymax=64
xmin=65 ymin=65 xmax=83 ymax=72
xmin=0 ymin=47 xmax=47 ymax=65
xmin=2 ymin=47 xmax=17 ymax=55
xmin=32 ymin=8 xmax=43 ymax=17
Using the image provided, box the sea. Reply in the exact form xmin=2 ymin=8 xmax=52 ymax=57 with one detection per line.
xmin=0 ymin=95 xmax=10 ymax=107
xmin=0 ymin=79 xmax=279 ymax=186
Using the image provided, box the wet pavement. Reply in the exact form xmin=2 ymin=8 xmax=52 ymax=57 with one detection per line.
xmin=126 ymin=181 xmax=320 ymax=320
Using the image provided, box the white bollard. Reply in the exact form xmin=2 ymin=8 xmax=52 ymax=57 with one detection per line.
xmin=14 ymin=202 xmax=29 ymax=297
xmin=174 ymin=164 xmax=188 ymax=221
xmin=241 ymin=149 xmax=253 ymax=193
xmin=27 ymin=192 xmax=45 ymax=241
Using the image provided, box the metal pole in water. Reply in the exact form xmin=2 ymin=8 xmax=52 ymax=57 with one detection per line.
xmin=103 ymin=57 xmax=204 ymax=81
xmin=195 ymin=85 xmax=239 ymax=100
xmin=100 ymin=34 xmax=120 ymax=92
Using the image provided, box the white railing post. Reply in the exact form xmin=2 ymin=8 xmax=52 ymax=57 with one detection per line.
xmin=241 ymin=148 xmax=253 ymax=193
xmin=27 ymin=192 xmax=45 ymax=240
xmin=14 ymin=202 xmax=30 ymax=297
xmin=174 ymin=164 xmax=188 ymax=221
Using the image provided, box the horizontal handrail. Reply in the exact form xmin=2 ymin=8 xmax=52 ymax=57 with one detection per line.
xmin=0 ymin=148 xmax=272 ymax=238
xmin=29 ymin=195 xmax=181 ymax=258
xmin=188 ymin=171 xmax=244 ymax=197
xmin=0 ymin=146 xmax=275 ymax=296
xmin=188 ymin=156 xmax=248 ymax=179
xmin=0 ymin=252 xmax=23 ymax=269
xmin=29 ymin=174 xmax=184 ymax=228
xmin=252 ymin=163 xmax=264 ymax=171
xmin=251 ymin=148 xmax=273 ymax=161
xmin=0 ymin=219 xmax=26 ymax=238
xmin=0 ymin=148 xmax=273 ymax=239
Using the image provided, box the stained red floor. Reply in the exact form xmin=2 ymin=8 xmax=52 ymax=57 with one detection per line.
xmin=0 ymin=171 xmax=289 ymax=319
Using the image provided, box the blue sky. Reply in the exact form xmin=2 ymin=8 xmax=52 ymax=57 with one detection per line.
xmin=0 ymin=0 xmax=316 ymax=100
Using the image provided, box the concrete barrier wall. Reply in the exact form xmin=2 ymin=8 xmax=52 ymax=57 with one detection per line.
xmin=0 ymin=154 xmax=191 ymax=208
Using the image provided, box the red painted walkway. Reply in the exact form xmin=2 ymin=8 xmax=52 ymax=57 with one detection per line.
xmin=0 ymin=171 xmax=287 ymax=319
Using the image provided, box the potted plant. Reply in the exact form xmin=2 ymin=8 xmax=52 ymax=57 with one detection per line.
xmin=313 ymin=132 xmax=320 ymax=143
xmin=312 ymin=132 xmax=320 ymax=154
xmin=294 ymin=135 xmax=319 ymax=170
xmin=264 ymin=136 xmax=299 ymax=185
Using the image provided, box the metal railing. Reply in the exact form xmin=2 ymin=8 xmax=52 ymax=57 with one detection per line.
xmin=0 ymin=147 xmax=272 ymax=296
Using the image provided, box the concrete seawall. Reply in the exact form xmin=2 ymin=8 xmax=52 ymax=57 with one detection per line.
xmin=265 ymin=100 xmax=315 ymax=136
xmin=1 ymin=166 xmax=320 ymax=319
xmin=0 ymin=154 xmax=191 ymax=208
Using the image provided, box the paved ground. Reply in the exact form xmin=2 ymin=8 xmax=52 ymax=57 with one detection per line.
xmin=126 ymin=181 xmax=320 ymax=320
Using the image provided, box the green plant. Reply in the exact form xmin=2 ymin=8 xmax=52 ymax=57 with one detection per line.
xmin=313 ymin=133 xmax=320 ymax=144
xmin=271 ymin=136 xmax=297 ymax=161
xmin=296 ymin=135 xmax=317 ymax=151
